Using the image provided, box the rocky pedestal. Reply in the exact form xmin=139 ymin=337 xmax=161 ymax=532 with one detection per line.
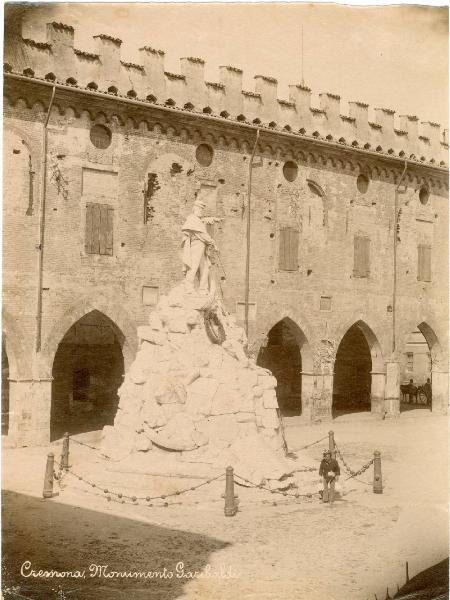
xmin=101 ymin=284 xmax=295 ymax=487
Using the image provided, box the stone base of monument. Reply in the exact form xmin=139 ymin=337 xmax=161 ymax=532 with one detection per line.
xmin=100 ymin=283 xmax=299 ymax=490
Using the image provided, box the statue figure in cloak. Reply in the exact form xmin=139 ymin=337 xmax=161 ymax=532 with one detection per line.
xmin=182 ymin=199 xmax=218 ymax=292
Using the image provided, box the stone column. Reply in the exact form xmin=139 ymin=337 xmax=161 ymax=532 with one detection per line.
xmin=310 ymin=372 xmax=333 ymax=422
xmin=370 ymin=371 xmax=386 ymax=414
xmin=7 ymin=378 xmax=52 ymax=447
xmin=431 ymin=370 xmax=448 ymax=415
xmin=300 ymin=372 xmax=315 ymax=420
xmin=384 ymin=361 xmax=400 ymax=417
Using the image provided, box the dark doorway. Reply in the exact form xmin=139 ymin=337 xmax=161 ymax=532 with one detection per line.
xmin=51 ymin=311 xmax=125 ymax=441
xmin=257 ymin=318 xmax=302 ymax=416
xmin=333 ymin=324 xmax=372 ymax=416
xmin=2 ymin=337 xmax=9 ymax=435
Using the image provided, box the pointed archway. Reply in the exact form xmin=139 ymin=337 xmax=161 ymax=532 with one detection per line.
xmin=400 ymin=327 xmax=432 ymax=412
xmin=333 ymin=321 xmax=383 ymax=417
xmin=256 ymin=317 xmax=313 ymax=417
xmin=417 ymin=322 xmax=445 ymax=414
xmin=50 ymin=310 xmax=125 ymax=441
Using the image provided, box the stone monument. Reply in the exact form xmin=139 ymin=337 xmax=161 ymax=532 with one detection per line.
xmin=101 ymin=200 xmax=297 ymax=487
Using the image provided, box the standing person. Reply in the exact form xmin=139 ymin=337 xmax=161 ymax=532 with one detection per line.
xmin=408 ymin=378 xmax=418 ymax=404
xmin=319 ymin=449 xmax=340 ymax=505
xmin=423 ymin=377 xmax=432 ymax=406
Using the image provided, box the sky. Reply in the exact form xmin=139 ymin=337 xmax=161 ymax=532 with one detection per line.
xmin=18 ymin=2 xmax=449 ymax=129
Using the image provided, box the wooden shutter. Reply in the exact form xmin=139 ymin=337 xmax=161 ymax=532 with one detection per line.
xmin=91 ymin=203 xmax=101 ymax=254
xmin=85 ymin=203 xmax=100 ymax=254
xmin=85 ymin=203 xmax=94 ymax=253
xmin=279 ymin=227 xmax=299 ymax=271
xmin=288 ymin=228 xmax=299 ymax=270
xmin=105 ymin=206 xmax=114 ymax=256
xmin=418 ymin=244 xmax=431 ymax=281
xmin=354 ymin=236 xmax=370 ymax=277
xmin=279 ymin=228 xmax=288 ymax=270
xmin=85 ymin=203 xmax=113 ymax=255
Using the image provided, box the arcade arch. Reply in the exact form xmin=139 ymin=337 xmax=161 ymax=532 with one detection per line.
xmin=50 ymin=310 xmax=125 ymax=441
xmin=256 ymin=317 xmax=313 ymax=416
xmin=332 ymin=321 xmax=384 ymax=416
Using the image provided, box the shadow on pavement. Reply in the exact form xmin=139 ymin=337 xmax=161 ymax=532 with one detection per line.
xmin=394 ymin=557 xmax=448 ymax=600
xmin=2 ymin=490 xmax=230 ymax=600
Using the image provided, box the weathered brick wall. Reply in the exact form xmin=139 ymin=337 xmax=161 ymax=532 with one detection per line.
xmin=3 ymin=97 xmax=448 ymax=378
xmin=2 ymin=70 xmax=449 ymax=446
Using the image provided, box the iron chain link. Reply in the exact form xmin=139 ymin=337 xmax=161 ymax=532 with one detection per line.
xmin=334 ymin=442 xmax=374 ymax=479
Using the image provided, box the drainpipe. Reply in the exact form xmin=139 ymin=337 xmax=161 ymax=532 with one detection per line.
xmin=392 ymin=160 xmax=408 ymax=354
xmin=35 ymin=85 xmax=56 ymax=353
xmin=244 ymin=128 xmax=260 ymax=340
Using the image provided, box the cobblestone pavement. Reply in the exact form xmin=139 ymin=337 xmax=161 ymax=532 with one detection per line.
xmin=2 ymin=412 xmax=448 ymax=600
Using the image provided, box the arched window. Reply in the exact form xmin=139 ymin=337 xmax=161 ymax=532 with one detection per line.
xmin=307 ymin=179 xmax=328 ymax=227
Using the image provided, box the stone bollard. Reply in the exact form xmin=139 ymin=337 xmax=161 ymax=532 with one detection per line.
xmin=61 ymin=432 xmax=70 ymax=471
xmin=224 ymin=466 xmax=237 ymax=517
xmin=42 ymin=453 xmax=59 ymax=499
xmin=328 ymin=430 xmax=335 ymax=459
xmin=373 ymin=450 xmax=383 ymax=494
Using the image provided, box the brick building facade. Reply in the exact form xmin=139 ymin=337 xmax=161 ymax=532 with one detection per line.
xmin=2 ymin=18 xmax=448 ymax=446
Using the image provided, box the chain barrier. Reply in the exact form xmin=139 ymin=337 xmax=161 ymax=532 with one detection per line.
xmin=290 ymin=434 xmax=328 ymax=454
xmin=70 ymin=437 xmax=103 ymax=453
xmin=334 ymin=442 xmax=374 ymax=481
xmin=234 ymin=472 xmax=319 ymax=500
xmin=64 ymin=466 xmax=225 ymax=505
xmin=46 ymin=433 xmax=377 ymax=507
xmin=289 ymin=466 xmax=317 ymax=474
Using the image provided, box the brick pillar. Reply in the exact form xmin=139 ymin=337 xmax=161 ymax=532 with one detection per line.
xmin=384 ymin=361 xmax=400 ymax=417
xmin=370 ymin=371 xmax=386 ymax=414
xmin=7 ymin=379 xmax=52 ymax=447
xmin=311 ymin=372 xmax=333 ymax=421
xmin=431 ymin=370 xmax=448 ymax=415
xmin=300 ymin=372 xmax=315 ymax=420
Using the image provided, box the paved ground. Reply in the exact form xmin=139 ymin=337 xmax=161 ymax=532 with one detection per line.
xmin=2 ymin=410 xmax=448 ymax=600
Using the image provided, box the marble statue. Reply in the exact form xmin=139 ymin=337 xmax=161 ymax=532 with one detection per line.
xmin=181 ymin=199 xmax=218 ymax=292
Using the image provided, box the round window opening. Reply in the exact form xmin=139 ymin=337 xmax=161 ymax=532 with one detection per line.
xmin=419 ymin=186 xmax=430 ymax=205
xmin=357 ymin=174 xmax=369 ymax=193
xmin=90 ymin=124 xmax=112 ymax=150
xmin=196 ymin=143 xmax=214 ymax=167
xmin=283 ymin=161 xmax=298 ymax=182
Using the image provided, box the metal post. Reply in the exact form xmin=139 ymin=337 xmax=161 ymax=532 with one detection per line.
xmin=373 ymin=450 xmax=383 ymax=494
xmin=61 ymin=432 xmax=70 ymax=471
xmin=224 ymin=466 xmax=237 ymax=517
xmin=43 ymin=453 xmax=58 ymax=498
xmin=405 ymin=561 xmax=409 ymax=583
xmin=328 ymin=430 xmax=335 ymax=459
xmin=244 ymin=128 xmax=260 ymax=340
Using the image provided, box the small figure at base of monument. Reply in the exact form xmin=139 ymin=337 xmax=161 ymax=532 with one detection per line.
xmin=182 ymin=198 xmax=219 ymax=293
xmin=319 ymin=449 xmax=340 ymax=506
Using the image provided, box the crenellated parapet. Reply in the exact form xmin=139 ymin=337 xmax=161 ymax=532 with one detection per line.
xmin=4 ymin=21 xmax=448 ymax=166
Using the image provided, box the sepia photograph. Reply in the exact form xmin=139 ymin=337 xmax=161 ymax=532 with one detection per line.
xmin=1 ymin=2 xmax=449 ymax=599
